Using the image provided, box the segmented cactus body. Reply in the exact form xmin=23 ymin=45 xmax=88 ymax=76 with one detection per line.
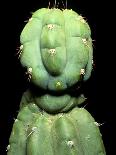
xmin=20 ymin=8 xmax=93 ymax=91
xmin=8 ymin=104 xmax=105 ymax=155
xmin=7 ymin=8 xmax=106 ymax=155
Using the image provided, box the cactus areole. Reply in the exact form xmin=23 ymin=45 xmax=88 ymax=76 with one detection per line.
xmin=7 ymin=8 xmax=106 ymax=155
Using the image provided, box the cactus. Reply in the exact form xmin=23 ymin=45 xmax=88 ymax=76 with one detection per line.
xmin=8 ymin=104 xmax=105 ymax=155
xmin=20 ymin=8 xmax=92 ymax=90
xmin=7 ymin=8 xmax=106 ymax=155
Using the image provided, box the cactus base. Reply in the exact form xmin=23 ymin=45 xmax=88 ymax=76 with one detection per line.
xmin=7 ymin=104 xmax=106 ymax=155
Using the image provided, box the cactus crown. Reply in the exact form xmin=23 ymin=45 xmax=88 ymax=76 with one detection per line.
xmin=19 ymin=8 xmax=93 ymax=91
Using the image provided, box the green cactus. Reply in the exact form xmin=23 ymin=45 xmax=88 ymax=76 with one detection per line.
xmin=7 ymin=8 xmax=106 ymax=155
xmin=20 ymin=8 xmax=93 ymax=91
xmin=8 ymin=104 xmax=105 ymax=155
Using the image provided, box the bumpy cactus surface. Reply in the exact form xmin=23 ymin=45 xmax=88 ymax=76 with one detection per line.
xmin=20 ymin=8 xmax=93 ymax=91
xmin=8 ymin=104 xmax=105 ymax=155
xmin=7 ymin=8 xmax=106 ymax=155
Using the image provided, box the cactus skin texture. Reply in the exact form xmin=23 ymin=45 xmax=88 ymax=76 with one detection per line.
xmin=8 ymin=104 xmax=105 ymax=155
xmin=7 ymin=8 xmax=106 ymax=155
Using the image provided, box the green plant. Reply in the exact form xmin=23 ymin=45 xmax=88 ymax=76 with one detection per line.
xmin=7 ymin=8 xmax=106 ymax=155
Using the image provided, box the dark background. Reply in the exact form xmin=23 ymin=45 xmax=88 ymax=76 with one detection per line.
xmin=1 ymin=0 xmax=114 ymax=154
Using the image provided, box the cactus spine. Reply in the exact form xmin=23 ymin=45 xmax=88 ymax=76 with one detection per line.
xmin=7 ymin=8 xmax=106 ymax=155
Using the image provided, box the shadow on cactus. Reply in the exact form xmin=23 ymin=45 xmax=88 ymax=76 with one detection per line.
xmin=7 ymin=5 xmax=106 ymax=155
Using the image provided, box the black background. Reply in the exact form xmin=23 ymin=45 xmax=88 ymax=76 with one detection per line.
xmin=0 ymin=0 xmax=114 ymax=154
